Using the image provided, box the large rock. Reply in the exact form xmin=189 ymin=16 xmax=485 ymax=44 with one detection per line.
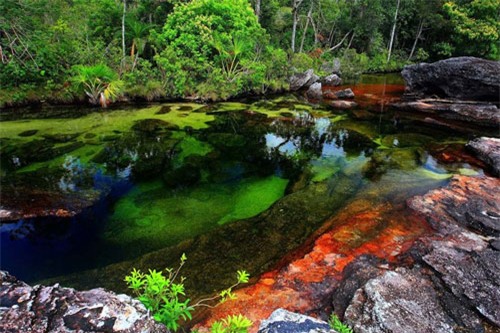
xmin=258 ymin=309 xmax=335 ymax=333
xmin=344 ymin=268 xmax=470 ymax=333
xmin=408 ymin=175 xmax=500 ymax=237
xmin=402 ymin=57 xmax=500 ymax=101
xmin=423 ymin=246 xmax=500 ymax=326
xmin=392 ymin=100 xmax=500 ymax=128
xmin=323 ymin=89 xmax=355 ymax=100
xmin=306 ymin=82 xmax=323 ymax=100
xmin=290 ymin=69 xmax=319 ymax=91
xmin=0 ymin=271 xmax=168 ymax=333
xmin=322 ymin=74 xmax=342 ymax=86
xmin=467 ymin=137 xmax=500 ymax=176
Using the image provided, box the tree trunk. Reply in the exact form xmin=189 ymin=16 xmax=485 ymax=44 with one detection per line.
xmin=255 ymin=0 xmax=261 ymax=22
xmin=122 ymin=0 xmax=126 ymax=59
xmin=291 ymin=0 xmax=303 ymax=52
xmin=299 ymin=5 xmax=313 ymax=53
xmin=408 ymin=18 xmax=424 ymax=61
xmin=387 ymin=0 xmax=400 ymax=63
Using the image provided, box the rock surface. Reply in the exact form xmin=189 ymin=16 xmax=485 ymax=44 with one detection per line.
xmin=306 ymin=82 xmax=323 ymax=100
xmin=401 ymin=57 xmax=500 ymax=101
xmin=467 ymin=137 xmax=500 ymax=176
xmin=345 ymin=268 xmax=463 ymax=333
xmin=322 ymin=74 xmax=342 ymax=87
xmin=290 ymin=69 xmax=319 ymax=91
xmin=392 ymin=99 xmax=500 ymax=128
xmin=258 ymin=309 xmax=335 ymax=333
xmin=323 ymin=88 xmax=355 ymax=100
xmin=0 ymin=271 xmax=168 ymax=333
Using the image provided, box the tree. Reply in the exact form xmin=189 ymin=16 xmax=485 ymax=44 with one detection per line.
xmin=443 ymin=0 xmax=500 ymax=59
xmin=153 ymin=0 xmax=266 ymax=95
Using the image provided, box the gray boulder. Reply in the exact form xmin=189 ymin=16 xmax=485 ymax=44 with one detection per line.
xmin=0 ymin=271 xmax=168 ymax=333
xmin=306 ymin=82 xmax=323 ymax=100
xmin=258 ymin=309 xmax=336 ymax=333
xmin=344 ymin=268 xmax=475 ymax=333
xmin=322 ymin=74 xmax=342 ymax=86
xmin=290 ymin=69 xmax=319 ymax=91
xmin=402 ymin=57 xmax=500 ymax=101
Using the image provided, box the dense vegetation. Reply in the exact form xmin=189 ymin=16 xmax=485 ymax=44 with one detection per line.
xmin=1 ymin=0 xmax=499 ymax=106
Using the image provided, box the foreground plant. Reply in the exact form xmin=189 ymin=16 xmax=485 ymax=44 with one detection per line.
xmin=210 ymin=314 xmax=253 ymax=333
xmin=328 ymin=313 xmax=353 ymax=333
xmin=71 ymin=64 xmax=123 ymax=107
xmin=125 ymin=254 xmax=250 ymax=331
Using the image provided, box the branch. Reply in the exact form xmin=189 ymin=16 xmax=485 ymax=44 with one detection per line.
xmin=326 ymin=31 xmax=351 ymax=52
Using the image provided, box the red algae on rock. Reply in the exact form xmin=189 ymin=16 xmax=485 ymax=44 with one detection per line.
xmin=195 ymin=200 xmax=432 ymax=333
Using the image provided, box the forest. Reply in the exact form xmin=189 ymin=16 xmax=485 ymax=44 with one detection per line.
xmin=1 ymin=0 xmax=499 ymax=106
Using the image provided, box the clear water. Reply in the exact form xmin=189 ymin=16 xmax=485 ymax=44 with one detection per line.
xmin=0 ymin=75 xmax=486 ymax=296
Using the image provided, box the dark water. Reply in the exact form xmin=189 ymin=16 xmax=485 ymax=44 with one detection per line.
xmin=0 ymin=75 xmax=485 ymax=295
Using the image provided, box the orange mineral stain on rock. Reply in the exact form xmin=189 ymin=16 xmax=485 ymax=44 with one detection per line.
xmin=194 ymin=200 xmax=432 ymax=333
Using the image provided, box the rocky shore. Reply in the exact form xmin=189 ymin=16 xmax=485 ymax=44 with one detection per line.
xmin=392 ymin=57 xmax=500 ymax=130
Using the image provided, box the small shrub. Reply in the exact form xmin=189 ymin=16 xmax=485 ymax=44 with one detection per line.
xmin=328 ymin=313 xmax=353 ymax=333
xmin=125 ymin=254 xmax=250 ymax=331
xmin=211 ymin=314 xmax=253 ymax=333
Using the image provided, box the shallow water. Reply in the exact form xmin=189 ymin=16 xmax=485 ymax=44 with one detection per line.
xmin=0 ymin=75 xmax=485 ymax=296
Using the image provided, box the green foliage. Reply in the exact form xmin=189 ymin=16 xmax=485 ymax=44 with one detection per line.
xmin=328 ymin=313 xmax=353 ymax=333
xmin=443 ymin=0 xmax=500 ymax=59
xmin=71 ymin=64 xmax=123 ymax=106
xmin=339 ymin=49 xmax=369 ymax=80
xmin=211 ymin=314 xmax=253 ymax=333
xmin=153 ymin=0 xmax=269 ymax=98
xmin=125 ymin=254 xmax=250 ymax=331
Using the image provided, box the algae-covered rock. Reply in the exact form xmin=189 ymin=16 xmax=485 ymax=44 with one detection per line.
xmin=42 ymin=133 xmax=81 ymax=143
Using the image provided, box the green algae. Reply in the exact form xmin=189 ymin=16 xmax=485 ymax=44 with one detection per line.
xmin=176 ymin=136 xmax=213 ymax=164
xmin=102 ymin=175 xmax=288 ymax=252
xmin=217 ymin=176 xmax=288 ymax=225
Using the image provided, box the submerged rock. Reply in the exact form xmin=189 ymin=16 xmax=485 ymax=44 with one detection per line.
xmin=18 ymin=129 xmax=38 ymax=137
xmin=132 ymin=118 xmax=179 ymax=134
xmin=467 ymin=137 xmax=500 ymax=176
xmin=402 ymin=57 xmax=500 ymax=101
xmin=0 ymin=271 xmax=168 ymax=333
xmin=258 ymin=309 xmax=334 ymax=333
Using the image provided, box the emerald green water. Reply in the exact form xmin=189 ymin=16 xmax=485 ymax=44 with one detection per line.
xmin=0 ymin=76 xmax=488 ymax=296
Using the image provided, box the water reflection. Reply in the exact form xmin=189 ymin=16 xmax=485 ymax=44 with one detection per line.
xmin=0 ymin=91 xmax=486 ymax=290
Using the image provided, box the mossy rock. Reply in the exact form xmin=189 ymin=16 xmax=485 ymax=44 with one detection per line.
xmin=18 ymin=130 xmax=38 ymax=137
xmin=132 ymin=119 xmax=180 ymax=134
xmin=84 ymin=133 xmax=97 ymax=139
xmin=177 ymin=105 xmax=194 ymax=111
xmin=156 ymin=105 xmax=173 ymax=114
